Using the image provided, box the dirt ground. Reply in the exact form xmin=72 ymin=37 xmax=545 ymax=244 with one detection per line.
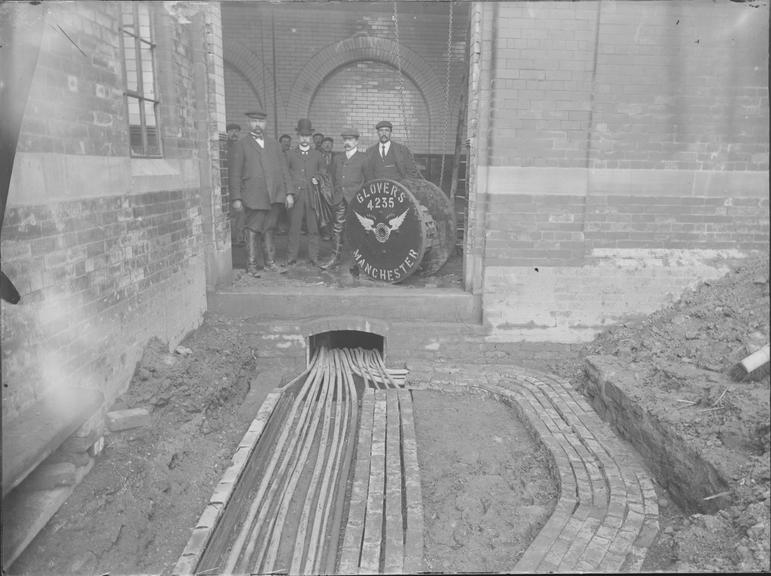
xmin=412 ymin=389 xmax=557 ymax=573
xmin=555 ymin=252 xmax=771 ymax=573
xmin=8 ymin=250 xmax=770 ymax=575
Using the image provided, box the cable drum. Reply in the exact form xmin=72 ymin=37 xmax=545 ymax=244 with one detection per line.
xmin=346 ymin=178 xmax=456 ymax=283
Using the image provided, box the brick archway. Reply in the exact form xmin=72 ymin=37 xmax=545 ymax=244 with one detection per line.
xmin=286 ymin=35 xmax=446 ymax=130
xmin=223 ymin=40 xmax=279 ymax=123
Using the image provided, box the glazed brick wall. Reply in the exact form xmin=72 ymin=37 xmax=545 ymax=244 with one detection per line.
xmin=487 ymin=1 xmax=769 ymax=170
xmin=484 ymin=193 xmax=770 ymax=267
xmin=221 ymin=1 xmax=468 ymax=154
xmin=1 ymin=2 xmax=211 ymax=420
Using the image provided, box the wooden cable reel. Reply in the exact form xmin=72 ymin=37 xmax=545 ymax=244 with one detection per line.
xmin=345 ymin=178 xmax=456 ymax=283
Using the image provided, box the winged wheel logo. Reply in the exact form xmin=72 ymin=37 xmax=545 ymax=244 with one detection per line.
xmin=354 ymin=209 xmax=409 ymax=243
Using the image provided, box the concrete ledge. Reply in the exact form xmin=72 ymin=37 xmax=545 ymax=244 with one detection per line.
xmin=481 ymin=166 xmax=769 ymax=198
xmin=2 ymin=387 xmax=104 ymax=498
xmin=2 ymin=459 xmax=94 ymax=571
xmin=208 ymin=286 xmax=477 ymax=323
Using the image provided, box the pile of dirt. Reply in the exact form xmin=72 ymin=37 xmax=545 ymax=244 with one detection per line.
xmin=10 ymin=315 xmax=265 ymax=575
xmin=560 ymin=252 xmax=770 ymax=573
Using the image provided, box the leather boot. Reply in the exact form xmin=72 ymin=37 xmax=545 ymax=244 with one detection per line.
xmin=320 ymin=233 xmax=343 ymax=270
xmin=263 ymin=229 xmax=278 ymax=271
xmin=245 ymin=229 xmax=263 ymax=277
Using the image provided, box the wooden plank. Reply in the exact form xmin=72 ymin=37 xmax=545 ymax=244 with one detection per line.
xmin=383 ymin=390 xmax=404 ymax=574
xmin=339 ymin=389 xmax=376 ymax=573
xmin=360 ymin=390 xmax=387 ymax=573
xmin=398 ymin=389 xmax=424 ymax=574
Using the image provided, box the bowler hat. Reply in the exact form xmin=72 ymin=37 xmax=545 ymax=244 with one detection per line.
xmin=340 ymin=127 xmax=360 ymax=138
xmin=245 ymin=110 xmax=267 ymax=119
xmin=375 ymin=120 xmax=393 ymax=130
xmin=296 ymin=118 xmax=314 ymax=135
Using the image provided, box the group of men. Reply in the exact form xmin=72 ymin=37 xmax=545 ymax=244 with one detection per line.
xmin=227 ymin=108 xmax=421 ymax=277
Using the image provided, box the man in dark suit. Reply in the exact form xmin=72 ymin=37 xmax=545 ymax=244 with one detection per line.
xmin=364 ymin=120 xmax=422 ymax=182
xmin=228 ymin=109 xmax=291 ymax=276
xmin=320 ymin=127 xmax=368 ymax=270
xmin=286 ymin=118 xmax=327 ymax=266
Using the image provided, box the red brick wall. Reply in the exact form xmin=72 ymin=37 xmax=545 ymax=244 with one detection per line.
xmin=486 ymin=1 xmax=769 ymax=171
xmin=484 ymin=193 xmax=769 ymax=267
xmin=221 ymin=2 xmax=468 ymax=154
xmin=1 ymin=2 xmax=212 ymax=420
xmin=470 ymin=1 xmax=769 ymax=341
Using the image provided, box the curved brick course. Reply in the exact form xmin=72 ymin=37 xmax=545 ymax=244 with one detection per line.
xmin=286 ymin=35 xmax=445 ymax=125
xmin=223 ymin=39 xmax=278 ymax=119
xmin=175 ymin=359 xmax=659 ymax=575
xmin=417 ymin=364 xmax=659 ymax=573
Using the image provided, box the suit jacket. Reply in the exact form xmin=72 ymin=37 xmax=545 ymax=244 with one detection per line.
xmin=364 ymin=140 xmax=422 ymax=181
xmin=228 ymin=134 xmax=290 ymax=210
xmin=286 ymin=147 xmax=327 ymax=197
xmin=331 ymin=149 xmax=367 ymax=204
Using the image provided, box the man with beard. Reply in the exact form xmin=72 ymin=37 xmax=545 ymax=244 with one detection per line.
xmin=228 ymin=109 xmax=291 ymax=276
xmin=320 ymin=127 xmax=367 ymax=271
xmin=364 ymin=120 xmax=421 ymax=181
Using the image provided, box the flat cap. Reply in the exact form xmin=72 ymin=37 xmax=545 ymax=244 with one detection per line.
xmin=375 ymin=120 xmax=393 ymax=130
xmin=226 ymin=123 xmax=241 ymax=131
xmin=245 ymin=110 xmax=267 ymax=119
xmin=340 ymin=127 xmax=359 ymax=138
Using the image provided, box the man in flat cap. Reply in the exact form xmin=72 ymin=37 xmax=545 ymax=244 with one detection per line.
xmin=228 ymin=109 xmax=291 ymax=276
xmin=364 ymin=120 xmax=421 ymax=182
xmin=320 ymin=127 xmax=368 ymax=270
xmin=285 ymin=118 xmax=328 ymax=266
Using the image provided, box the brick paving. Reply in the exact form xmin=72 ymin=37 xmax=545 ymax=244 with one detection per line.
xmin=409 ymin=362 xmax=659 ymax=573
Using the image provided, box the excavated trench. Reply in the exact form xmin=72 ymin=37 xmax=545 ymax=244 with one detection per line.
xmin=172 ymin=327 xmax=662 ymax=575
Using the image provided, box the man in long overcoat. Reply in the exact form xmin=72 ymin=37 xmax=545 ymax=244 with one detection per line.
xmin=364 ymin=120 xmax=422 ymax=182
xmin=229 ymin=109 xmax=292 ymax=275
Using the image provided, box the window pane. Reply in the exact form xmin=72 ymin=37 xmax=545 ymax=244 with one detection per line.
xmin=123 ymin=35 xmax=137 ymax=91
xmin=146 ymin=127 xmax=160 ymax=156
xmin=127 ymin=96 xmax=141 ymax=125
xmin=144 ymin=100 xmax=157 ymax=127
xmin=140 ymin=43 xmax=154 ymax=97
xmin=121 ymin=4 xmax=135 ymax=33
xmin=130 ymin=126 xmax=144 ymax=155
xmin=138 ymin=4 xmax=151 ymax=40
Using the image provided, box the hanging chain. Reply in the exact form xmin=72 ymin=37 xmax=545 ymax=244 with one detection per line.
xmin=439 ymin=1 xmax=454 ymax=190
xmin=393 ymin=2 xmax=410 ymax=147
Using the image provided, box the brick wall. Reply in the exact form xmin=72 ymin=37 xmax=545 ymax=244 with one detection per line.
xmin=468 ymin=1 xmax=769 ymax=342
xmin=1 ymin=2 xmax=213 ymax=421
xmin=221 ymin=2 xmax=468 ymax=155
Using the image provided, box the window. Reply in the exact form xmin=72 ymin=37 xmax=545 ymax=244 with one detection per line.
xmin=120 ymin=3 xmax=161 ymax=157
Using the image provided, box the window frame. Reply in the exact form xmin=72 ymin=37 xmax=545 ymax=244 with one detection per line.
xmin=119 ymin=2 xmax=162 ymax=158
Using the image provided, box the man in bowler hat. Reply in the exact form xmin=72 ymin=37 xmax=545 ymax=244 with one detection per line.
xmin=364 ymin=120 xmax=421 ymax=181
xmin=320 ymin=127 xmax=368 ymax=271
xmin=285 ymin=118 xmax=327 ymax=266
xmin=228 ymin=109 xmax=291 ymax=276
